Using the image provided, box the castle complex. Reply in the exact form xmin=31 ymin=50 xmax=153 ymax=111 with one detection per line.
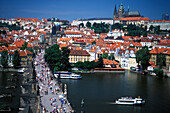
xmin=113 ymin=1 xmax=141 ymax=19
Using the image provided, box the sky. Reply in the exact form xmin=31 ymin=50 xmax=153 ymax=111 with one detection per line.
xmin=0 ymin=0 xmax=170 ymax=22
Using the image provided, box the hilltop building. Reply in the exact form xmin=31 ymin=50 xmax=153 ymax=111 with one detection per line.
xmin=113 ymin=1 xmax=141 ymax=20
xmin=113 ymin=1 xmax=149 ymax=26
xmin=71 ymin=18 xmax=113 ymax=26
xmin=147 ymin=20 xmax=170 ymax=30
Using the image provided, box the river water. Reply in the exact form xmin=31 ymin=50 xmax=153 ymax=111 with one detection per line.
xmin=0 ymin=71 xmax=21 ymax=113
xmin=61 ymin=70 xmax=170 ymax=113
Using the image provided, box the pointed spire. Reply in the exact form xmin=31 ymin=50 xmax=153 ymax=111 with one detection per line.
xmin=113 ymin=4 xmax=118 ymax=19
xmin=128 ymin=5 xmax=130 ymax=12
xmin=120 ymin=0 xmax=124 ymax=10
xmin=114 ymin=4 xmax=117 ymax=15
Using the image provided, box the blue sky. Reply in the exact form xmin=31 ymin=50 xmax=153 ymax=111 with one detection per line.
xmin=0 ymin=0 xmax=169 ymax=22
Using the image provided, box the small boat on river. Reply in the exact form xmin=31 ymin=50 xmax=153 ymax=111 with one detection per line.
xmin=18 ymin=68 xmax=25 ymax=73
xmin=115 ymin=96 xmax=145 ymax=105
xmin=54 ymin=72 xmax=82 ymax=79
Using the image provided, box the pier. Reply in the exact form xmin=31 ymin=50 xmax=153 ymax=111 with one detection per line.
xmin=35 ymin=53 xmax=73 ymax=113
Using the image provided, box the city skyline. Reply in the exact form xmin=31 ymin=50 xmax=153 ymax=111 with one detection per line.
xmin=0 ymin=0 xmax=170 ymax=21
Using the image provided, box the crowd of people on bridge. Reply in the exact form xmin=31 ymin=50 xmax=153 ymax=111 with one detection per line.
xmin=35 ymin=53 xmax=74 ymax=113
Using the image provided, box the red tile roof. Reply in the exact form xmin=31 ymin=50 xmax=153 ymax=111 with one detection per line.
xmin=15 ymin=17 xmax=40 ymax=22
xmin=119 ymin=17 xmax=150 ymax=21
xmin=151 ymin=20 xmax=170 ymax=23
xmin=94 ymin=59 xmax=119 ymax=65
xmin=65 ymin=31 xmax=82 ymax=35
xmin=18 ymin=50 xmax=27 ymax=57
xmin=150 ymin=47 xmax=170 ymax=55
xmin=69 ymin=49 xmax=90 ymax=56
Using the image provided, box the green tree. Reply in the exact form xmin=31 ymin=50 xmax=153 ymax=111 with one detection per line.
xmin=108 ymin=53 xmax=115 ymax=60
xmin=44 ymin=44 xmax=61 ymax=74
xmin=92 ymin=22 xmax=97 ymax=28
xmin=154 ymin=26 xmax=160 ymax=34
xmin=102 ymin=53 xmax=108 ymax=59
xmin=157 ymin=53 xmax=166 ymax=69
xmin=92 ymin=41 xmax=96 ymax=45
xmin=2 ymin=30 xmax=6 ymax=35
xmin=144 ymin=26 xmax=147 ymax=31
xmin=86 ymin=21 xmax=91 ymax=28
xmin=21 ymin=42 xmax=28 ymax=50
xmin=83 ymin=61 xmax=95 ymax=71
xmin=74 ymin=61 xmax=84 ymax=69
xmin=149 ymin=25 xmax=154 ymax=32
xmin=112 ymin=23 xmax=123 ymax=30
xmin=79 ymin=23 xmax=84 ymax=28
xmin=135 ymin=47 xmax=151 ymax=70
xmin=27 ymin=47 xmax=35 ymax=58
xmin=153 ymin=68 xmax=164 ymax=77
xmin=12 ymin=50 xmax=21 ymax=68
xmin=95 ymin=57 xmax=104 ymax=68
xmin=1 ymin=50 xmax=8 ymax=68
xmin=60 ymin=47 xmax=70 ymax=71
xmin=143 ymin=31 xmax=147 ymax=37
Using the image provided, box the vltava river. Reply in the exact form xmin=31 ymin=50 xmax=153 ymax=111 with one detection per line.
xmin=0 ymin=71 xmax=21 ymax=113
xmin=61 ymin=70 xmax=170 ymax=113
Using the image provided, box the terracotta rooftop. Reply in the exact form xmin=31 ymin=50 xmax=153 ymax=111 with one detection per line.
xmin=69 ymin=49 xmax=90 ymax=56
xmin=119 ymin=17 xmax=150 ymax=21
xmin=150 ymin=47 xmax=170 ymax=55
xmin=94 ymin=59 xmax=119 ymax=65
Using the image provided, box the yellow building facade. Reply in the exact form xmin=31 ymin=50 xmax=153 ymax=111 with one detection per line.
xmin=69 ymin=50 xmax=90 ymax=63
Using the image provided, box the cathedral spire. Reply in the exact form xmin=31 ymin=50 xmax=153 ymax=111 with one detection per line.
xmin=113 ymin=4 xmax=118 ymax=19
xmin=120 ymin=1 xmax=124 ymax=10
xmin=114 ymin=4 xmax=117 ymax=15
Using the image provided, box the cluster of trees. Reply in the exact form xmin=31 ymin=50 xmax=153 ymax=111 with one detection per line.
xmin=79 ymin=22 xmax=110 ymax=34
xmin=79 ymin=22 xmax=149 ymax=36
xmin=0 ymin=22 xmax=23 ymax=31
xmin=74 ymin=53 xmax=116 ymax=71
xmin=125 ymin=24 xmax=147 ymax=37
xmin=135 ymin=46 xmax=167 ymax=77
xmin=1 ymin=49 xmax=21 ymax=68
xmin=135 ymin=46 xmax=151 ymax=70
xmin=44 ymin=44 xmax=70 ymax=74
xmin=153 ymin=52 xmax=166 ymax=77
xmin=74 ymin=57 xmax=104 ymax=71
xmin=149 ymin=25 xmax=160 ymax=34
xmin=111 ymin=23 xmax=123 ymax=30
xmin=79 ymin=22 xmax=164 ymax=36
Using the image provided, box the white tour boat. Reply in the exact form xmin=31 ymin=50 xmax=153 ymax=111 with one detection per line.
xmin=115 ymin=96 xmax=145 ymax=105
xmin=54 ymin=72 xmax=82 ymax=79
xmin=18 ymin=68 xmax=25 ymax=73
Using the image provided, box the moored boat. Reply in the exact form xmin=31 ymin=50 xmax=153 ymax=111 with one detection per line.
xmin=18 ymin=68 xmax=24 ymax=73
xmin=54 ymin=72 xmax=82 ymax=79
xmin=115 ymin=96 xmax=145 ymax=105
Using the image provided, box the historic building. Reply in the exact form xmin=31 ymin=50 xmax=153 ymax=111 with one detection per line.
xmin=147 ymin=20 xmax=170 ymax=30
xmin=113 ymin=1 xmax=141 ymax=20
xmin=150 ymin=47 xmax=170 ymax=68
xmin=69 ymin=49 xmax=90 ymax=63
xmin=113 ymin=1 xmax=149 ymax=26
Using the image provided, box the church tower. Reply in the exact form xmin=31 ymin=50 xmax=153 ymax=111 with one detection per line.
xmin=113 ymin=4 xmax=118 ymax=19
xmin=118 ymin=1 xmax=125 ymax=18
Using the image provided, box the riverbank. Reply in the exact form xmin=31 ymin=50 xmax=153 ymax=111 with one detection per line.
xmin=130 ymin=69 xmax=170 ymax=78
xmin=0 ymin=67 xmax=19 ymax=72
